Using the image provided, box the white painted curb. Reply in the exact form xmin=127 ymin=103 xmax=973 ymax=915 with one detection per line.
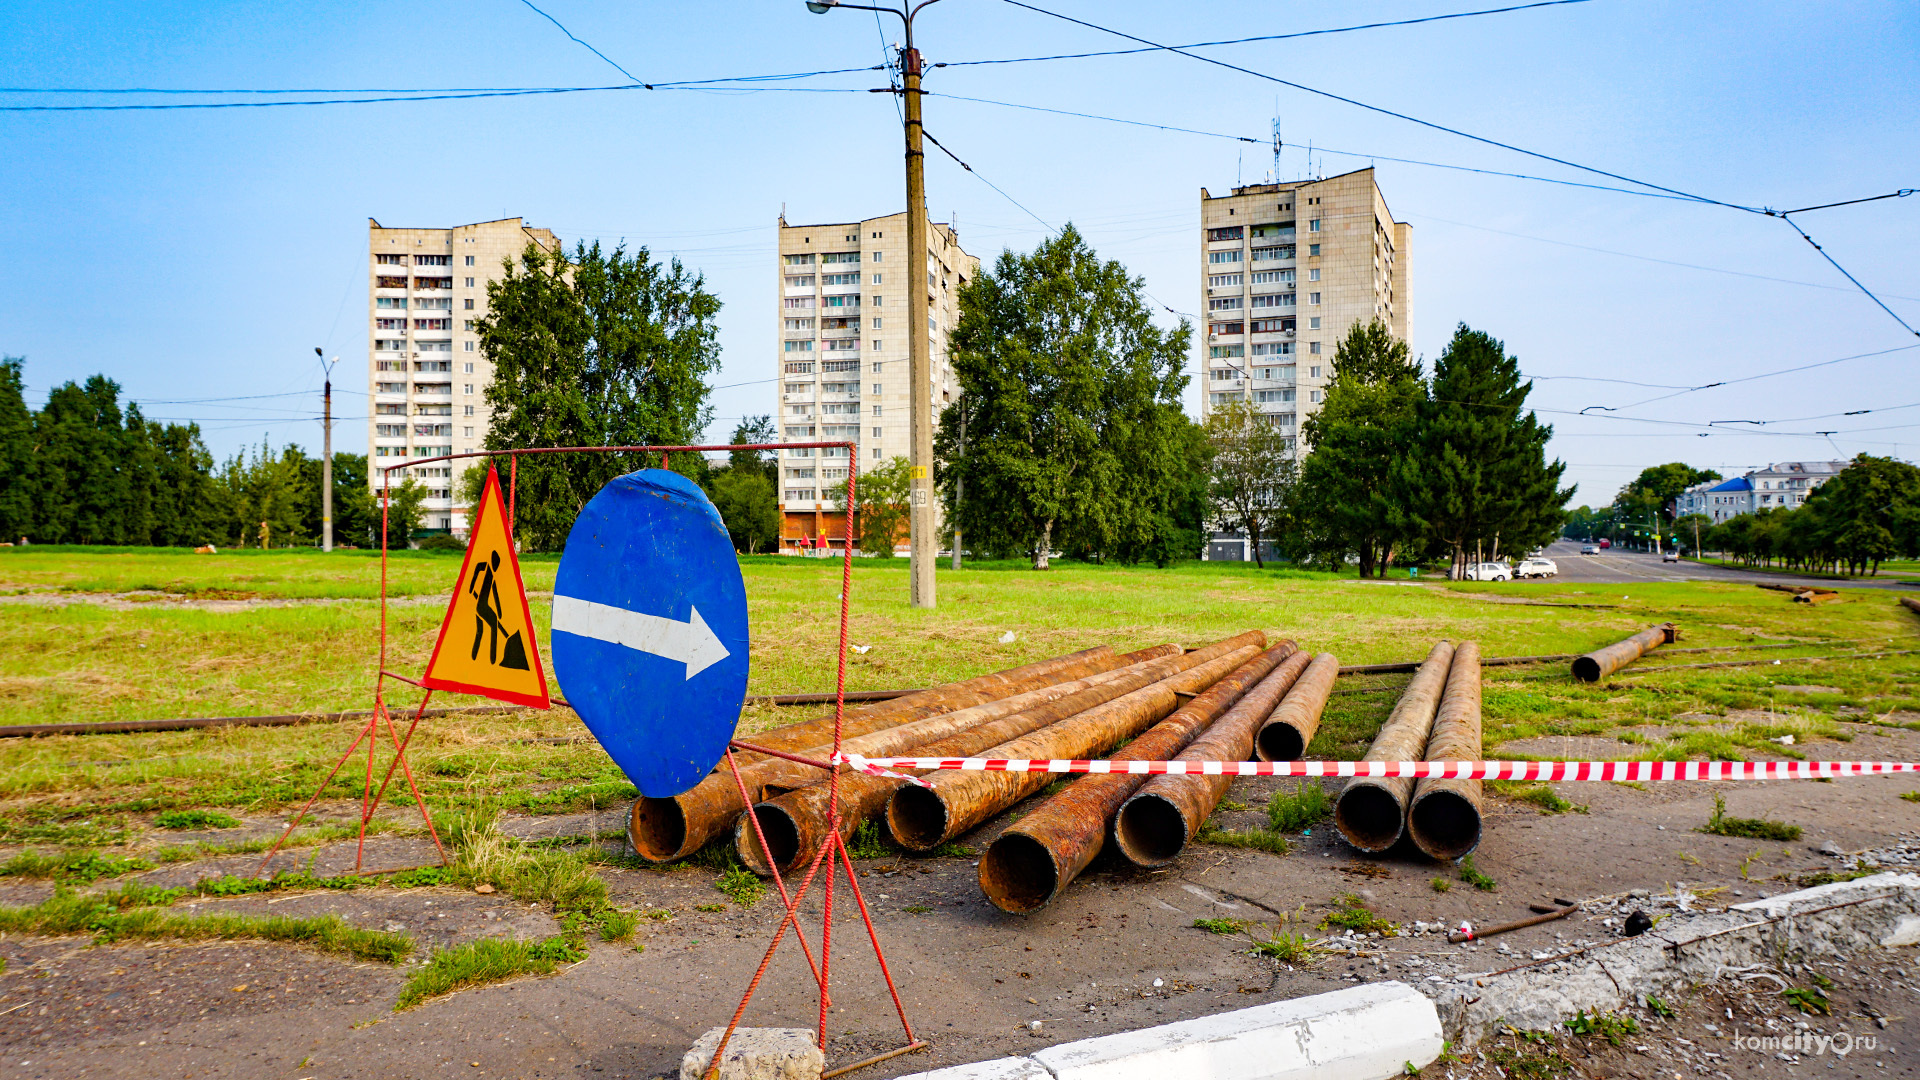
xmin=898 ymin=981 xmax=1443 ymax=1080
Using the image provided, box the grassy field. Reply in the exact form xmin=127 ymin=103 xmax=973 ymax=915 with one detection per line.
xmin=0 ymin=548 xmax=1915 ymax=847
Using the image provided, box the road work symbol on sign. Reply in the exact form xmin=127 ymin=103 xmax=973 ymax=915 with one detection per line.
xmin=420 ymin=465 xmax=551 ymax=709
xmin=550 ymin=468 xmax=750 ymax=797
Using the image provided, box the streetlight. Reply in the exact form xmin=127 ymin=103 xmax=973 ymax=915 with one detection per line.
xmin=806 ymin=0 xmax=947 ymax=609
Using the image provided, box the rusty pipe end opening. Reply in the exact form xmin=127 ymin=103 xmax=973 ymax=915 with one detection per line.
xmin=736 ymin=804 xmax=801 ymax=877
xmin=1409 ymin=789 xmax=1482 ymax=862
xmin=1113 ymin=792 xmax=1187 ymax=868
xmin=1255 ymin=721 xmax=1307 ymax=763
xmin=979 ymin=831 xmax=1059 ymax=914
xmin=886 ymin=784 xmax=949 ymax=852
xmin=630 ymin=797 xmax=689 ymax=862
xmin=1334 ymin=783 xmax=1404 ymax=853
xmin=1570 ymin=656 xmax=1602 ymax=682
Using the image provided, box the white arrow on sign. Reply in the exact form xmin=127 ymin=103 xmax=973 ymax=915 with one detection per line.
xmin=550 ymin=595 xmax=731 ymax=680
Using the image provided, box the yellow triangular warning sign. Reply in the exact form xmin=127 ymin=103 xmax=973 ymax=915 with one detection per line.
xmin=420 ymin=465 xmax=551 ymax=709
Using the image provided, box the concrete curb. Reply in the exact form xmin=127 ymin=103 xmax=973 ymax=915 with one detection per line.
xmin=898 ymin=981 xmax=1443 ymax=1080
xmin=1430 ymin=872 xmax=1920 ymax=1046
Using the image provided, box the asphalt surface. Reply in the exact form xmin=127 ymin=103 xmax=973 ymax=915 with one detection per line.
xmin=1537 ymin=539 xmax=1919 ymax=590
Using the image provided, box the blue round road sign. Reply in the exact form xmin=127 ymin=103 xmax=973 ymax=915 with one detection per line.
xmin=550 ymin=469 xmax=751 ymax=797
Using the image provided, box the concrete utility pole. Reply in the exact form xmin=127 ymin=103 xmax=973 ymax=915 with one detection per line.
xmin=806 ymin=0 xmax=945 ymax=609
xmin=316 ymin=348 xmax=335 ymax=552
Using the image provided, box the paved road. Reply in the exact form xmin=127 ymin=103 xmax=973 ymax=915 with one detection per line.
xmin=1538 ymin=539 xmax=1918 ymax=590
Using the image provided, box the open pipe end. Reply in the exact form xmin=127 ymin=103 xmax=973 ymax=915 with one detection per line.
xmin=1571 ymin=656 xmax=1602 ymax=683
xmin=630 ymin=797 xmax=689 ymax=862
xmin=1113 ymin=792 xmax=1190 ymax=867
xmin=1255 ymin=721 xmax=1307 ymax=763
xmin=979 ymin=831 xmax=1060 ymax=914
xmin=736 ymin=804 xmax=802 ymax=877
xmin=1409 ymin=790 xmax=1482 ymax=862
xmin=1334 ymin=783 xmax=1404 ymax=853
xmin=886 ymin=784 xmax=950 ymax=852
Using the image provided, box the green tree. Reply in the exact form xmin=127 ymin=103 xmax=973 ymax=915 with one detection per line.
xmin=728 ymin=415 xmax=779 ymax=482
xmin=0 ymin=358 xmax=35 ymax=542
xmin=1398 ymin=325 xmax=1573 ymax=577
xmin=1613 ymin=462 xmax=1720 ymax=545
xmin=379 ymin=476 xmax=430 ymax=549
xmin=1804 ymin=455 xmax=1920 ymax=574
xmin=1296 ymin=318 xmax=1425 ymax=577
xmin=1112 ymin=415 xmax=1211 ymax=567
xmin=479 ymin=240 xmax=723 ymax=549
xmin=838 ymin=455 xmax=912 ymax=557
xmin=935 ymin=224 xmax=1191 ymax=569
xmin=1205 ymin=400 xmax=1297 ymax=569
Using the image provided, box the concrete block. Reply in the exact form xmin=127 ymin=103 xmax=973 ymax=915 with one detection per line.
xmin=680 ymin=1027 xmax=824 ymax=1080
xmin=1030 ymin=982 xmax=1443 ymax=1080
xmin=893 ymin=1057 xmax=1052 ymax=1080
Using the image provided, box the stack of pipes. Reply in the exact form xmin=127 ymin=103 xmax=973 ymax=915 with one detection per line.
xmin=1333 ymin=640 xmax=1485 ymax=860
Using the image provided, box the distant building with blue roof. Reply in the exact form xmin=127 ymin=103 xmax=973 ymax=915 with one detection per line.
xmin=1674 ymin=461 xmax=1847 ymax=523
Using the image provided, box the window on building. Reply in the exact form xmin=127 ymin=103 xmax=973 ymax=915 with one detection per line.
xmin=376 ymin=297 xmax=407 ymax=309
xmin=1249 ymin=293 xmax=1293 ymax=308
xmin=416 ymin=296 xmax=451 ymax=310
xmin=376 ymin=276 xmax=407 ymax=289
xmin=1208 ymin=391 xmax=1244 ymax=405
xmin=1309 ymin=342 xmax=1321 ymax=354
xmin=1308 ymin=220 xmax=1321 ymax=233
xmin=785 ymin=382 xmax=811 ymax=394
xmin=1208 ymin=250 xmax=1243 ymax=264
xmin=376 ymin=381 xmax=406 ymax=394
xmin=785 ymin=362 xmax=815 ymax=375
xmin=785 ymin=488 xmax=816 ymax=501
xmin=1249 ymin=318 xmax=1291 ymax=334
xmin=1309 ymin=244 xmax=1320 ymax=257
xmin=464 ymin=405 xmax=474 ymax=416
xmin=823 ymin=273 xmax=861 ymax=286
xmin=1209 ymin=345 xmax=1244 ymax=358
xmin=785 ymin=253 xmax=815 ymax=265
xmin=465 ymin=255 xmax=475 ymax=266
xmin=872 ymin=426 xmax=883 ymax=438
xmin=1210 ymin=321 xmax=1245 ymax=336
xmin=821 ymin=251 xmax=860 ymax=264
xmin=376 ymin=254 xmax=407 ymax=265
xmin=464 ymin=298 xmax=474 ymax=309
xmin=783 ymin=297 xmax=815 ymax=309
xmin=873 ymin=251 xmax=884 ymax=261
xmin=1209 ymin=368 xmax=1239 ymax=381
xmin=416 ymin=254 xmax=450 ymax=266
xmin=1310 ymin=366 xmax=1322 ymax=378
xmin=464 ymin=341 xmax=475 ymax=351
xmin=1208 ymin=297 xmax=1243 ymax=310
xmin=463 ymin=384 xmax=474 ymax=394
xmin=1308 ymin=294 xmax=1321 ymax=307
xmin=822 ymin=360 xmax=860 ymax=372
xmin=1250 ymin=246 xmax=1293 ymax=262
xmin=1308 ymin=268 xmax=1320 ymax=282
xmin=465 ymin=277 xmax=475 ymax=287
xmin=1309 ymin=390 xmax=1322 ymax=403
xmin=872 ymin=405 xmax=882 ymax=416
xmin=1251 ymin=342 xmax=1292 ymax=356
xmin=1207 ymin=226 xmax=1243 ymax=241
xmin=784 ymin=275 xmax=816 ymax=288
xmin=376 ymin=318 xmax=407 ymax=330
xmin=1250 ymin=270 xmax=1292 ymax=284
xmin=869 ymin=295 xmax=882 ymax=306
xmin=374 ymin=339 xmax=406 ymax=351
xmin=414 ymin=318 xmax=451 ymax=330
xmin=1208 ymin=273 xmax=1244 ymax=288
xmin=785 ymin=340 xmax=814 ymax=352
xmin=869 ymin=274 xmax=882 ymax=284
xmin=871 ymin=383 xmax=883 ymax=395
xmin=785 ymin=318 xmax=815 ymax=331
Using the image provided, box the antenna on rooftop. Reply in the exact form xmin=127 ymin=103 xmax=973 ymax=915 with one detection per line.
xmin=1271 ymin=114 xmax=1282 ymax=185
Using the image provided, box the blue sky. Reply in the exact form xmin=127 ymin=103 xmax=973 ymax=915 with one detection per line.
xmin=2 ymin=0 xmax=1915 ymax=506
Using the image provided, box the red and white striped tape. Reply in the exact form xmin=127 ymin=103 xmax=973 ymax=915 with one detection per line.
xmin=833 ymin=752 xmax=1919 ymax=782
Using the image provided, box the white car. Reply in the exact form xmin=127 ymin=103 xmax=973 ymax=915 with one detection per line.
xmin=1463 ymin=562 xmax=1512 ymax=582
xmin=1516 ymin=557 xmax=1558 ymax=578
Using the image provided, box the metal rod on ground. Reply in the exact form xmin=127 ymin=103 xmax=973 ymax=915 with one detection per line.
xmin=1253 ymin=652 xmax=1341 ymax=762
xmin=630 ymin=647 xmax=1137 ymax=861
xmin=1571 ymin=623 xmax=1678 ymax=682
xmin=1408 ymin=642 xmax=1484 ymax=861
xmin=1900 ymin=596 xmax=1920 ymax=618
xmin=979 ymin=642 xmax=1297 ymax=913
xmin=1114 ymin=651 xmax=1326 ymax=869
xmin=1450 ymin=902 xmax=1577 ymax=943
xmin=886 ymin=637 xmax=1267 ymax=853
xmin=1334 ymin=641 xmax=1454 ymax=854
xmin=738 ymin=638 xmax=1243 ymax=876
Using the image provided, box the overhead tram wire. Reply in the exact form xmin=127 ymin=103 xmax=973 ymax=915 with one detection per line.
xmin=996 ymin=0 xmax=1750 ymax=212
xmin=920 ymin=129 xmax=1058 ymax=235
xmin=936 ymin=0 xmax=1598 ymax=68
xmin=516 ymin=0 xmax=645 ymax=84
xmin=0 ymin=83 xmax=882 ymax=111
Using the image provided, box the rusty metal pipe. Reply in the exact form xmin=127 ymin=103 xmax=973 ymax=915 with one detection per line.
xmin=1113 ymin=651 xmax=1326 ymax=868
xmin=1570 ymin=623 xmax=1677 ymax=683
xmin=632 ymin=646 xmax=1144 ymax=861
xmin=1253 ymin=651 xmax=1341 ymax=762
xmin=886 ymin=635 xmax=1267 ymax=853
xmin=738 ymin=636 xmax=1253 ymax=875
xmin=733 ymin=646 xmax=1118 ymax=761
xmin=981 ymin=643 xmax=1297 ymax=913
xmin=1334 ymin=640 xmax=1454 ymax=854
xmin=731 ymin=647 xmax=1183 ymax=874
xmin=1408 ymin=642 xmax=1484 ymax=861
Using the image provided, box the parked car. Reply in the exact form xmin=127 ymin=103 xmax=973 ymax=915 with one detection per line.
xmin=1463 ymin=562 xmax=1512 ymax=582
xmin=1580 ymin=544 xmax=1601 ymax=555
xmin=1662 ymin=550 xmax=1680 ymax=563
xmin=1516 ymin=557 xmax=1558 ymax=578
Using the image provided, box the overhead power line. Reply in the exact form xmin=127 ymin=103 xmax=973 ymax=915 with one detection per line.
xmin=940 ymin=0 xmax=1597 ymax=68
xmin=995 ymin=0 xmax=1751 ymax=212
xmin=516 ymin=0 xmax=645 ymax=84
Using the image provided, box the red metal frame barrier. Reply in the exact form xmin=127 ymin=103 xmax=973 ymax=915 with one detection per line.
xmin=838 ymin=753 xmax=1920 ymax=781
xmin=253 ymin=442 xmax=921 ymax=1077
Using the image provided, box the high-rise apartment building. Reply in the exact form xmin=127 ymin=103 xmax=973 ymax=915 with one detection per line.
xmin=774 ymin=212 xmax=978 ymax=554
xmin=1197 ymin=168 xmax=1409 ymax=448
xmin=367 ymin=217 xmax=559 ymax=535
